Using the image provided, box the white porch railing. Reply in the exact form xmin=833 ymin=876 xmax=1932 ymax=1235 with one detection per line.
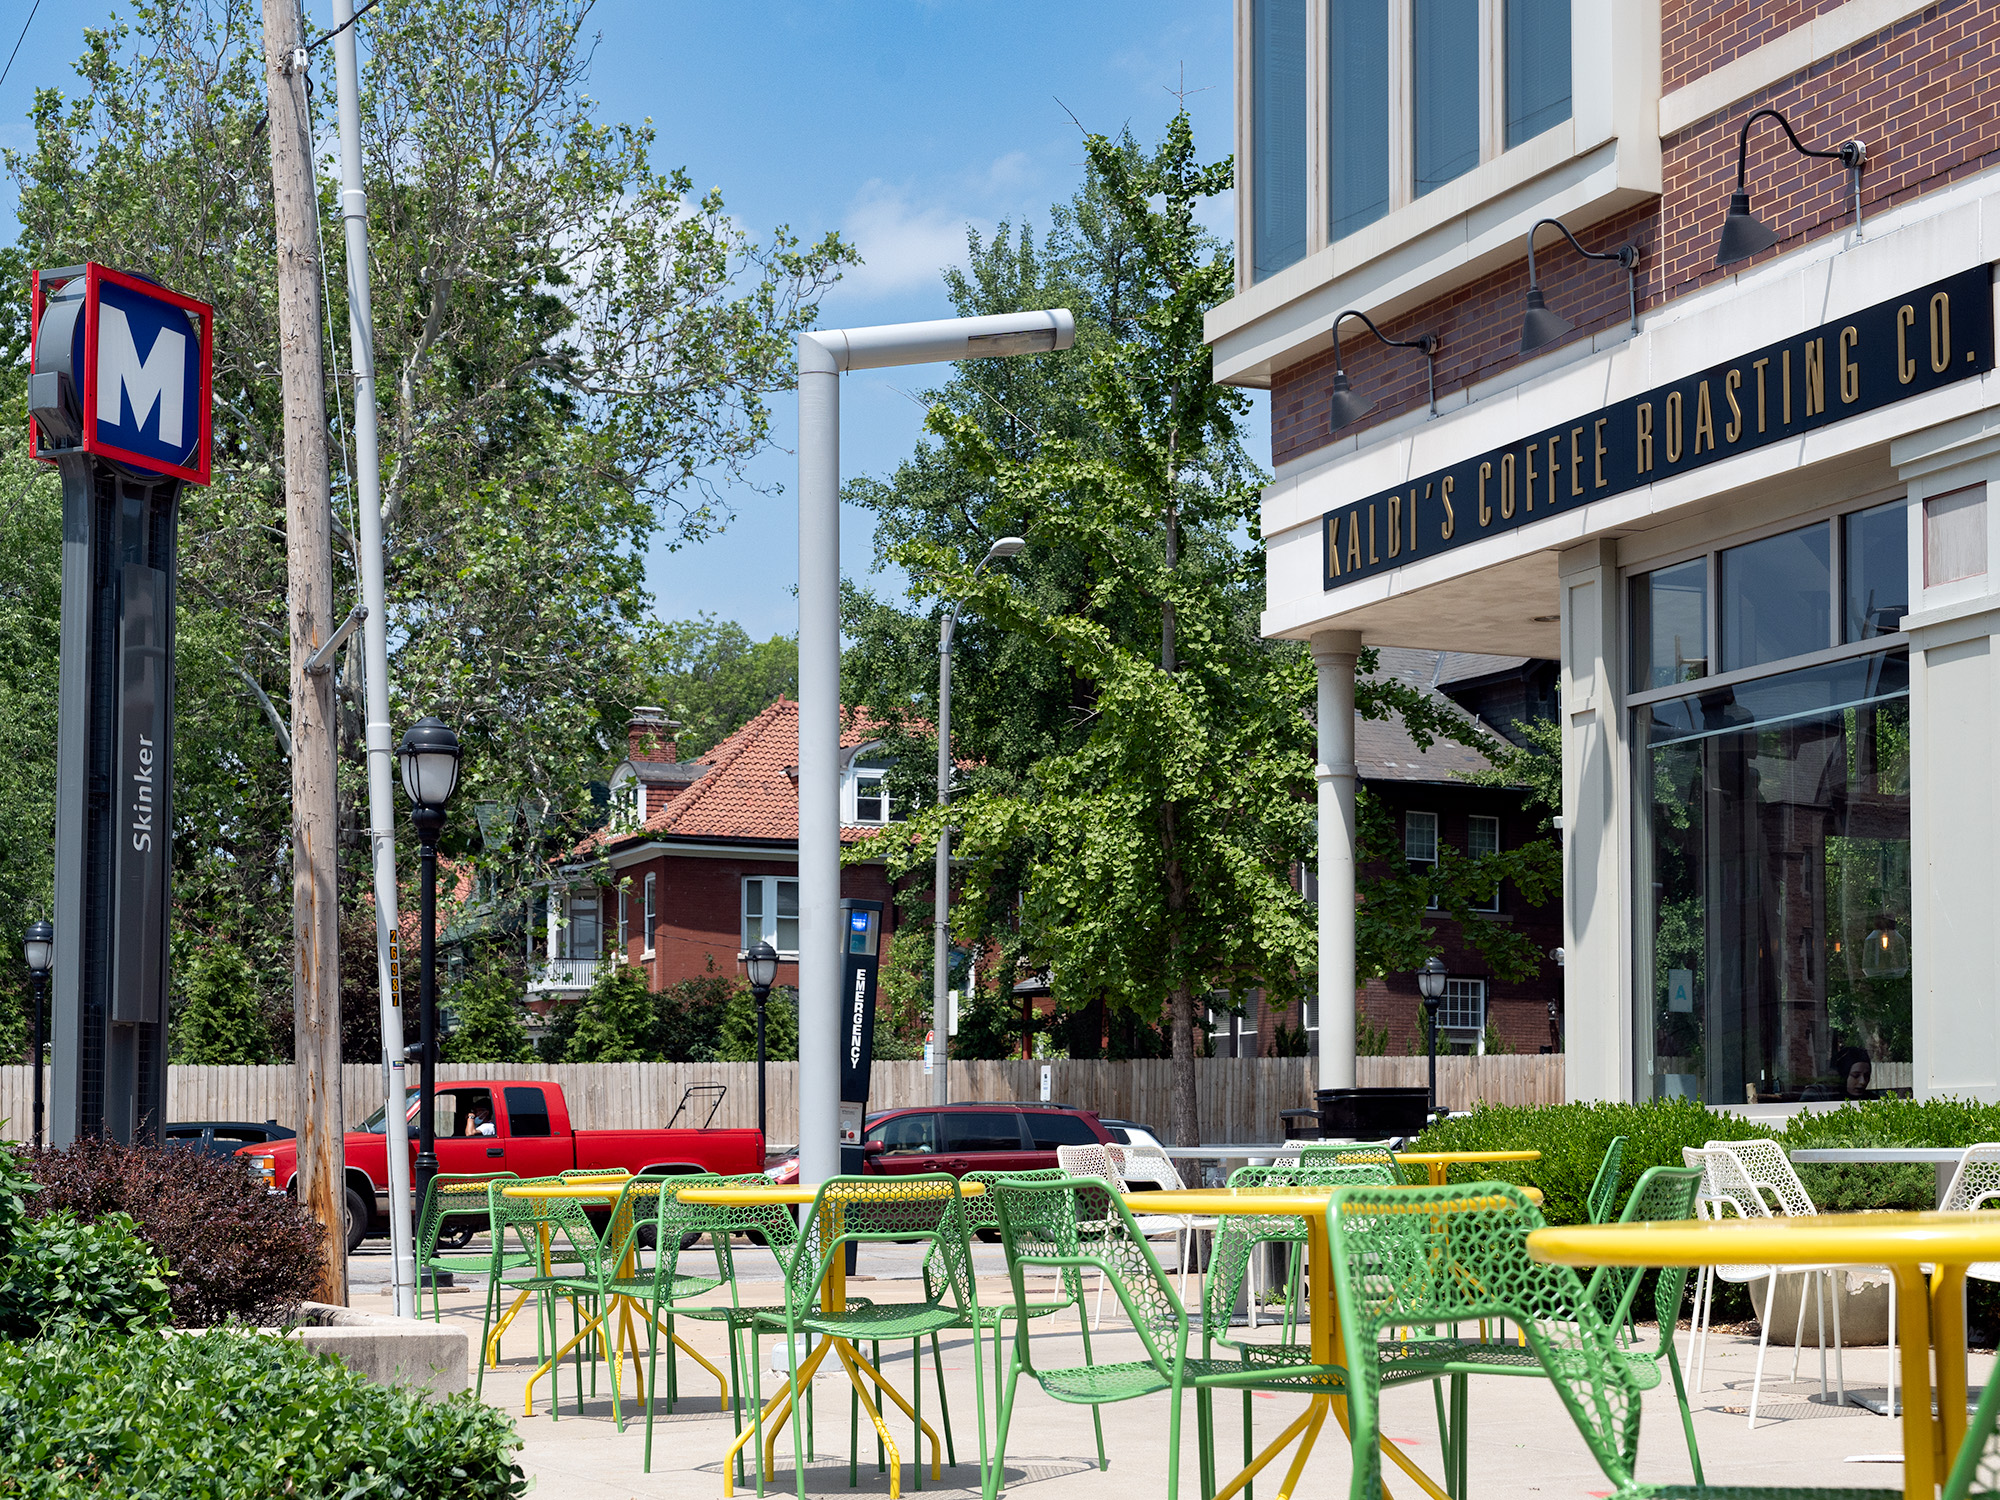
xmin=528 ymin=957 xmax=600 ymax=993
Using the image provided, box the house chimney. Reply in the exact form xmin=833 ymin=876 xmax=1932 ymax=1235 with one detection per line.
xmin=628 ymin=706 xmax=680 ymax=764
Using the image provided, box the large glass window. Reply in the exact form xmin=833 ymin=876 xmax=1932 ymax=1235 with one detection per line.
xmin=1504 ymin=0 xmax=1572 ymax=147
xmin=1630 ymin=558 xmax=1708 ymax=690
xmin=1412 ymin=0 xmax=1480 ymax=196
xmin=1329 ymin=0 xmax=1390 ymax=240
xmin=1718 ymin=523 xmax=1831 ymax=673
xmin=1637 ymin=651 xmax=1911 ymax=1105
xmin=1844 ymin=500 xmax=1910 ymax=641
xmin=1252 ymin=0 xmax=1309 ymax=281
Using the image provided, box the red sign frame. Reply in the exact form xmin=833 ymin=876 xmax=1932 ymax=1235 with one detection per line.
xmin=29 ymin=262 xmax=214 ymax=486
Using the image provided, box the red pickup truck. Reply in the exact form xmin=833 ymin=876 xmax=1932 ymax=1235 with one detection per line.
xmin=241 ymin=1079 xmax=764 ymax=1251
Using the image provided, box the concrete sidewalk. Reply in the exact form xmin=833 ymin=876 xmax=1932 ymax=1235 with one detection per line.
xmin=394 ymin=1239 xmax=1969 ymax=1500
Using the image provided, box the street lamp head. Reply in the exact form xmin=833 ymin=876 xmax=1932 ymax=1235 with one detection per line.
xmin=1416 ymin=955 xmax=1448 ymax=1003
xmin=398 ymin=717 xmax=462 ymax=811
xmin=23 ymin=920 xmax=52 ymax=976
xmin=985 ymin=537 xmax=1027 ymax=562
xmin=742 ymin=940 xmax=780 ymax=994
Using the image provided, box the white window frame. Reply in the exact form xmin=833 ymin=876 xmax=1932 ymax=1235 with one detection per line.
xmin=618 ymin=884 xmax=629 ymax=953
xmin=1405 ymin=809 xmax=1440 ymax=910
xmin=742 ymin=875 xmax=801 ymax=960
xmin=1467 ymin=813 xmax=1501 ymax=912
xmin=844 ymin=750 xmax=893 ymax=826
xmin=563 ymin=889 xmax=600 ymax=961
xmin=642 ymin=873 xmax=657 ymax=960
xmin=1439 ymin=976 xmax=1486 ymax=1041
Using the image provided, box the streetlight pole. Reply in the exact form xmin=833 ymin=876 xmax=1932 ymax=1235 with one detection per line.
xmin=399 ymin=718 xmax=462 ymax=1229
xmin=741 ymin=941 xmax=779 ymax=1146
xmin=1417 ymin=957 xmax=1447 ymax=1125
xmin=933 ymin=537 xmax=1026 ymax=1108
xmin=795 ymin=309 xmax=1073 ymax=1188
xmin=23 ymin=922 xmax=51 ymax=1150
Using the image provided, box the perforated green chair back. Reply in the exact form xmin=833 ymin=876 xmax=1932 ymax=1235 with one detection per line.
xmin=1326 ymin=1183 xmax=1645 ymax=1496
xmin=1585 ymin=1165 xmax=1701 ymax=1332
xmin=1203 ymin=1162 xmax=1399 ymax=1337
xmin=490 ymin=1176 xmax=613 ymax=1285
xmin=779 ymin=1174 xmax=981 ymax=1333
xmin=1587 ymin=1136 xmax=1629 ymax=1225
xmin=418 ymin=1172 xmax=514 ymax=1258
xmin=1299 ymin=1140 xmax=1401 ymax=1172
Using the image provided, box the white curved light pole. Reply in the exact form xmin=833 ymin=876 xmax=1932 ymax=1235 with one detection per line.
xmin=935 ymin=537 xmax=1026 ymax=1106
xmin=796 ymin=311 xmax=1072 ymax=1186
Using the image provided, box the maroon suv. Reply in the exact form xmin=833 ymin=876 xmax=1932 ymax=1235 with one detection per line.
xmin=859 ymin=1102 xmax=1117 ymax=1177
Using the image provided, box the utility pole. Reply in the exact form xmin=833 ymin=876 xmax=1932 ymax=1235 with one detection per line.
xmin=264 ymin=0 xmax=346 ymax=1304
xmin=329 ymin=0 xmax=417 ymax=1319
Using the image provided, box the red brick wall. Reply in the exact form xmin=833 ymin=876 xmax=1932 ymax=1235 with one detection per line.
xmin=1272 ymin=1 xmax=2000 ymax=467
xmin=1663 ymin=0 xmax=1848 ymax=90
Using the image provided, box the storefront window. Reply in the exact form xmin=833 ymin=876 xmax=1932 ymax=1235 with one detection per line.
xmin=1637 ymin=650 xmax=1911 ymax=1104
xmin=1718 ymin=522 xmax=1831 ymax=672
xmin=1630 ymin=558 xmax=1707 ymax=690
xmin=1844 ymin=500 xmax=1911 ymax=640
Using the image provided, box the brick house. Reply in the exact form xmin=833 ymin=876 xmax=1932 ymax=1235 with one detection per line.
xmin=523 ymin=703 xmax=904 ymax=1019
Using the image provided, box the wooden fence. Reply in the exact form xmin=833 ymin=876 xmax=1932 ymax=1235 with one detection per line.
xmin=0 ymin=1053 xmax=1565 ymax=1146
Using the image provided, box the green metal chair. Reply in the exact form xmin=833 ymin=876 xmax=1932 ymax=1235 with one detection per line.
xmin=599 ymin=1171 xmax=731 ymax=1430
xmin=1588 ymin=1137 xmax=1630 ymax=1224
xmin=1298 ymin=1141 xmax=1407 ymax=1177
xmin=485 ymin=1176 xmax=624 ymax=1426
xmin=987 ymin=1174 xmax=1346 ymax=1500
xmin=1941 ymin=1349 xmax=2000 ymax=1500
xmin=755 ymin=1174 xmax=989 ymax=1500
xmin=415 ymin=1172 xmax=529 ymax=1322
xmin=1324 ymin=1181 xmax=1888 ymax=1500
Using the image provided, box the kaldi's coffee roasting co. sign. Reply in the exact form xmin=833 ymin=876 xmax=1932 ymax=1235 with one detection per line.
xmin=1322 ymin=266 xmax=1994 ymax=590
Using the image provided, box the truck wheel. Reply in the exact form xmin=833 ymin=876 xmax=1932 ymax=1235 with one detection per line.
xmin=344 ymin=1186 xmax=369 ymax=1254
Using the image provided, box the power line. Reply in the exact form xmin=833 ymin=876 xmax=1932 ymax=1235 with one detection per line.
xmin=0 ymin=0 xmax=46 ymax=94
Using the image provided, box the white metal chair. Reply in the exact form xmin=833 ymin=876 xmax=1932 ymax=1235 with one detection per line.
xmin=1054 ymin=1141 xmax=1198 ymax=1327
xmin=1118 ymin=1141 xmax=1218 ymax=1287
xmin=1938 ymin=1143 xmax=2000 ymax=1280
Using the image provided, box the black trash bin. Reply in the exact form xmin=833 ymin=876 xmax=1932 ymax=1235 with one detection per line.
xmin=1312 ymin=1087 xmax=1432 ymax=1139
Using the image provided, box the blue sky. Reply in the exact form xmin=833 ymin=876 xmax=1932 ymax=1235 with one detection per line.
xmin=0 ymin=1 xmax=1260 ymax=640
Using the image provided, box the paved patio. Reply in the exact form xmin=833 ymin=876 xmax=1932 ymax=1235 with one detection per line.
xmin=352 ymin=1241 xmax=1976 ymax=1499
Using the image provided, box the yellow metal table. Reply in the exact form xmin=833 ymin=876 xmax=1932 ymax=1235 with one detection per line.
xmin=1129 ymin=1186 xmax=1469 ymax=1500
xmin=1392 ymin=1149 xmax=1542 ymax=1185
xmin=492 ymin=1177 xmax=729 ymax=1419
xmin=678 ymin=1179 xmax=986 ymax=1498
xmin=1530 ymin=1210 xmax=2000 ymax=1500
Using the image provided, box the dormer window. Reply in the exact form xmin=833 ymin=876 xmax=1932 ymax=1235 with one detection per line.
xmin=843 ymin=749 xmax=897 ymax=826
xmin=630 ymin=779 xmax=646 ymax=821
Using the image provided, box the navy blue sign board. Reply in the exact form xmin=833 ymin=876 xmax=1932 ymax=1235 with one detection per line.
xmin=1321 ymin=266 xmax=1994 ymax=591
xmin=30 ymin=265 xmax=212 ymax=1147
xmin=837 ymin=898 xmax=884 ymax=1177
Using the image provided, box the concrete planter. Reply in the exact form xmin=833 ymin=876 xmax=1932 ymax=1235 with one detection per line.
xmin=282 ymin=1301 xmax=468 ymax=1395
xmin=1746 ymin=1269 xmax=1893 ymax=1346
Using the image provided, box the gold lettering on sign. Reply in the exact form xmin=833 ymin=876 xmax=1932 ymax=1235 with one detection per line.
xmin=1523 ymin=444 xmax=1538 ymax=512
xmin=1546 ymin=432 xmax=1562 ymax=507
xmin=1570 ymin=425 xmax=1585 ymax=497
xmin=1839 ymin=326 xmax=1860 ymax=404
xmin=1805 ymin=338 xmax=1825 ymax=416
xmin=1932 ymin=291 xmax=1952 ymax=373
xmin=1327 ymin=518 xmax=1341 ymax=578
xmin=1897 ymin=304 xmax=1917 ymax=384
xmin=1441 ymin=475 xmax=1455 ymax=538
xmin=1368 ymin=505 xmax=1378 ymax=564
xmin=1752 ymin=357 xmax=1770 ymax=431
xmin=1636 ymin=402 xmax=1654 ymax=473
xmin=1593 ymin=417 xmax=1609 ymax=488
xmin=1694 ymin=381 xmax=1715 ymax=455
xmin=1665 ymin=391 xmax=1683 ymax=464
xmin=1783 ymin=349 xmax=1793 ymax=423
xmin=1387 ymin=494 xmax=1402 ymax=557
xmin=1477 ymin=462 xmax=1492 ymax=526
xmin=1724 ymin=369 xmax=1743 ymax=443
xmin=1413 ymin=486 xmax=1424 ymax=553
xmin=1500 ymin=453 xmax=1516 ymax=519
xmin=1347 ymin=513 xmax=1362 ymax=571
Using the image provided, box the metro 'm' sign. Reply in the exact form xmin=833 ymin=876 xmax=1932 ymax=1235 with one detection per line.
xmin=29 ymin=263 xmax=213 ymax=485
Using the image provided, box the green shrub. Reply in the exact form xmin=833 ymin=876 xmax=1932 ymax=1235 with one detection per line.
xmin=0 ymin=1330 xmax=525 ymax=1499
xmin=0 ymin=1209 xmax=172 ymax=1341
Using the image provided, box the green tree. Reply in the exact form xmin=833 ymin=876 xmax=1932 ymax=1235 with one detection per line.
xmin=718 ymin=986 xmax=797 ymax=1063
xmin=169 ymin=939 xmax=273 ymax=1066
xmin=441 ymin=953 xmax=533 ymax=1064
xmin=565 ymin=962 xmax=658 ymax=1063
xmin=654 ymin=971 xmax=733 ymax=1062
xmin=639 ymin=616 xmax=798 ymax=758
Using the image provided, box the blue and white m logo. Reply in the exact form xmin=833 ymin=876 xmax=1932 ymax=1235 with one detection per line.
xmin=97 ymin=305 xmax=185 ymax=450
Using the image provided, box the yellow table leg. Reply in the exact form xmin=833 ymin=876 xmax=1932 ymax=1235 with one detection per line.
xmin=1213 ymin=1401 xmax=1321 ymax=1500
xmin=1894 ymin=1263 xmax=1938 ymax=1500
xmin=486 ymin=1287 xmax=532 ymax=1368
xmin=841 ymin=1339 xmax=944 ymax=1479
xmin=835 ymin=1340 xmax=907 ymax=1497
xmin=525 ymin=1298 xmax=610 ymax=1417
xmin=1934 ymin=1264 xmax=1971 ymax=1477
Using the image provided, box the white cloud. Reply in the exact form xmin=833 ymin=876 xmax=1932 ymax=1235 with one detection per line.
xmin=836 ymin=178 xmax=989 ymax=302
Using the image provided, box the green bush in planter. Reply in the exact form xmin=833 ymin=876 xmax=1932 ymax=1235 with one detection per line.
xmin=0 ymin=1209 xmax=172 ymax=1340
xmin=0 ymin=1329 xmax=526 ymax=1499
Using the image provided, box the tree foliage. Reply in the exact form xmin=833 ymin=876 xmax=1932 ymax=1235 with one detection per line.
xmin=638 ymin=614 xmax=798 ymax=758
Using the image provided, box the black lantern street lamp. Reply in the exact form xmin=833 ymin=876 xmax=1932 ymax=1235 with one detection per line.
xmin=23 ymin=921 xmax=51 ymax=1150
xmin=741 ymin=940 xmax=780 ymax=1145
xmin=398 ymin=716 xmax=462 ymax=1223
xmin=1417 ymin=956 xmax=1448 ymax=1124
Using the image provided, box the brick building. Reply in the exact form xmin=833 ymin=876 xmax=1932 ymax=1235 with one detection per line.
xmin=1217 ymin=0 xmax=2000 ymax=1103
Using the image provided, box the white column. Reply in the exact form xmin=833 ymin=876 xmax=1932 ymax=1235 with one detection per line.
xmin=796 ymin=335 xmax=843 ymax=1185
xmin=1311 ymin=630 xmax=1362 ymax=1091
xmin=546 ymin=887 xmax=560 ymax=964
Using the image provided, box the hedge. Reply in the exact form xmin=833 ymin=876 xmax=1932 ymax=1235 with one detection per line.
xmin=0 ymin=1330 xmax=526 ymax=1499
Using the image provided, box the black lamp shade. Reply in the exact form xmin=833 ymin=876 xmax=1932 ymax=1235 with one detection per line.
xmin=1518 ymin=287 xmax=1574 ymax=355
xmin=743 ymin=940 xmax=779 ymax=991
xmin=1715 ymin=191 xmax=1779 ymax=267
xmin=1416 ymin=955 xmax=1448 ymax=1000
xmin=398 ymin=717 xmax=462 ymax=809
xmin=1324 ymin=370 xmax=1375 ymax=432
xmin=23 ymin=920 xmax=52 ymax=975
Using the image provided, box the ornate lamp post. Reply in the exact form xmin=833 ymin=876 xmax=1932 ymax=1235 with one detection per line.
xmin=1417 ymin=956 xmax=1448 ymax=1125
xmin=398 ymin=717 xmax=462 ymax=1222
xmin=23 ymin=921 xmax=51 ymax=1150
xmin=741 ymin=940 xmax=779 ymax=1145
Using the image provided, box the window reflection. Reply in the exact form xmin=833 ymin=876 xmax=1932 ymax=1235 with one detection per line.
xmin=1412 ymin=0 xmax=1480 ymax=196
xmin=1630 ymin=558 xmax=1707 ymax=690
xmin=1329 ymin=0 xmax=1390 ymax=239
xmin=1252 ymin=0 xmax=1308 ymax=280
xmin=1844 ymin=500 xmax=1910 ymax=641
xmin=1718 ymin=523 xmax=1830 ymax=672
xmin=1505 ymin=0 xmax=1572 ymax=147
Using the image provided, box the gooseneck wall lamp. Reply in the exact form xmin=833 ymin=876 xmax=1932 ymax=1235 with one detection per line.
xmin=1518 ymin=218 xmax=1642 ymax=355
xmin=1717 ymin=108 xmax=1867 ymax=267
xmin=1323 ymin=309 xmax=1439 ymax=433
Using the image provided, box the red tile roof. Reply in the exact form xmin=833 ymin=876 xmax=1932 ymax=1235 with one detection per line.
xmin=591 ymin=698 xmax=907 ymax=852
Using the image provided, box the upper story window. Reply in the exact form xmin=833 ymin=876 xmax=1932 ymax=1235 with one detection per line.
xmin=1404 ymin=809 xmax=1441 ymax=910
xmin=642 ymin=873 xmax=657 ymax=957
xmin=1252 ymin=0 xmax=1309 ymax=281
xmin=1467 ymin=814 xmax=1501 ymax=913
xmin=562 ymin=890 xmax=599 ymax=960
xmin=743 ymin=876 xmax=799 ymax=958
xmin=843 ymin=750 xmax=899 ymax=826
